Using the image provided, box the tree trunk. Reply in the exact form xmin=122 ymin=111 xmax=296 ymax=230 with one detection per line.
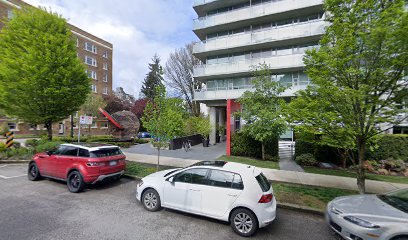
xmin=45 ymin=121 xmax=53 ymax=141
xmin=88 ymin=125 xmax=91 ymax=136
xmin=157 ymin=145 xmax=160 ymax=171
xmin=261 ymin=142 xmax=265 ymax=160
xmin=356 ymin=138 xmax=366 ymax=194
xmin=70 ymin=115 xmax=74 ymax=138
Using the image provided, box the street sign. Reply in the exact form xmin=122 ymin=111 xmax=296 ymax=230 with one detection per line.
xmin=79 ymin=116 xmax=93 ymax=125
xmin=5 ymin=131 xmax=14 ymax=148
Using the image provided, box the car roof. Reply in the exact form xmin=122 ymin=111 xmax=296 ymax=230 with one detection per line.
xmin=191 ymin=160 xmax=259 ymax=176
xmin=61 ymin=143 xmax=120 ymax=151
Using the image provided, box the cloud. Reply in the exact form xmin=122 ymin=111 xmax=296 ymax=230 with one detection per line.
xmin=24 ymin=0 xmax=198 ymax=98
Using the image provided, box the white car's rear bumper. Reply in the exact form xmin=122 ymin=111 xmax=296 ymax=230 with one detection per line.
xmin=256 ymin=198 xmax=277 ymax=228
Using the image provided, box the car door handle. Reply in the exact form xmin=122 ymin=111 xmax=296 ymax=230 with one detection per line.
xmin=228 ymin=194 xmax=237 ymax=197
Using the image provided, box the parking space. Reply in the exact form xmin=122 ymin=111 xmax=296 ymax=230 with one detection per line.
xmin=0 ymin=164 xmax=27 ymax=179
xmin=0 ymin=165 xmax=336 ymax=240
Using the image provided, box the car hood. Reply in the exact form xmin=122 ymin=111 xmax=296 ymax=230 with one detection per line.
xmin=143 ymin=168 xmax=181 ymax=179
xmin=331 ymin=195 xmax=408 ymax=220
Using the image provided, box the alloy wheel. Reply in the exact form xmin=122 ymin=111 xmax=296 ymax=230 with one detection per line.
xmin=144 ymin=192 xmax=158 ymax=210
xmin=233 ymin=212 xmax=253 ymax=234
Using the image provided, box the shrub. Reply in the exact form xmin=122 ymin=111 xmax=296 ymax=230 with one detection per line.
xmin=12 ymin=142 xmax=21 ymax=148
xmin=296 ymin=154 xmax=317 ymax=166
xmin=295 ymin=139 xmax=343 ymax=165
xmin=133 ymin=138 xmax=149 ymax=144
xmin=0 ymin=147 xmax=33 ymax=160
xmin=0 ymin=142 xmax=7 ymax=152
xmin=35 ymin=141 xmax=64 ymax=153
xmin=231 ymin=131 xmax=278 ymax=160
xmin=25 ymin=139 xmax=40 ymax=148
xmin=369 ymin=134 xmax=408 ymax=162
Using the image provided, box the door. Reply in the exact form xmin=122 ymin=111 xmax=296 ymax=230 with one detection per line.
xmin=58 ymin=123 xmax=64 ymax=134
xmin=49 ymin=146 xmax=78 ymax=179
xmin=163 ymin=168 xmax=208 ymax=213
xmin=41 ymin=145 xmax=65 ymax=176
xmin=201 ymin=170 xmax=243 ymax=218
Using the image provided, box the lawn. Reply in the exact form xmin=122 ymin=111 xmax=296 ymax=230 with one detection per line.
xmin=273 ymin=182 xmax=358 ymax=210
xmin=125 ymin=161 xmax=174 ymax=178
xmin=304 ymin=167 xmax=408 ymax=184
xmin=218 ymin=155 xmax=279 ymax=169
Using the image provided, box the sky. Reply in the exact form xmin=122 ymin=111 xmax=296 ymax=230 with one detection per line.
xmin=24 ymin=0 xmax=199 ymax=98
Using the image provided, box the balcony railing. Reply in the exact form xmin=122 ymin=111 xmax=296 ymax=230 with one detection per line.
xmin=193 ymin=0 xmax=217 ymax=7
xmin=193 ymin=0 xmax=323 ymax=30
xmin=193 ymin=20 xmax=327 ymax=54
xmin=194 ymin=53 xmax=305 ymax=78
xmin=193 ymin=85 xmax=307 ymax=101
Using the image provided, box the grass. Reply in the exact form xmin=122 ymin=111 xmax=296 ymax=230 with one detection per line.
xmin=273 ymin=182 xmax=358 ymax=210
xmin=218 ymin=155 xmax=279 ymax=169
xmin=304 ymin=167 xmax=408 ymax=184
xmin=125 ymin=161 xmax=174 ymax=178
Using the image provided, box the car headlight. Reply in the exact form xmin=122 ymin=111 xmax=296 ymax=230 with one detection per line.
xmin=330 ymin=206 xmax=343 ymax=215
xmin=343 ymin=216 xmax=380 ymax=229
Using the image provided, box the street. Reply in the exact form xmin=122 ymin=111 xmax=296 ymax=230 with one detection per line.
xmin=0 ymin=164 xmax=337 ymax=240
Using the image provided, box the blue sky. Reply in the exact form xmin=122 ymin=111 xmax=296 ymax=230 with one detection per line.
xmin=25 ymin=0 xmax=199 ymax=98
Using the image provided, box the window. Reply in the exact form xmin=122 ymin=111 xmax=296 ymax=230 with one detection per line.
xmin=7 ymin=9 xmax=13 ymax=19
xmin=90 ymin=148 xmax=123 ymax=158
xmin=101 ymin=122 xmax=109 ymax=128
xmin=7 ymin=122 xmax=17 ymax=131
xmin=103 ymin=74 xmax=108 ymax=82
xmin=103 ymin=87 xmax=108 ymax=95
xmin=231 ymin=174 xmax=244 ymax=190
xmin=85 ymin=56 xmax=97 ymax=67
xmin=256 ymin=173 xmax=271 ymax=192
xmin=207 ymin=170 xmax=234 ymax=188
xmin=76 ymin=38 xmax=79 ymax=47
xmin=61 ymin=146 xmax=79 ymax=156
xmin=91 ymin=84 xmax=97 ymax=93
xmin=78 ymin=148 xmax=90 ymax=157
xmin=103 ymin=51 xmax=108 ymax=58
xmin=103 ymin=63 xmax=108 ymax=70
xmin=85 ymin=42 xmax=97 ymax=53
xmin=174 ymin=169 xmax=208 ymax=184
xmin=86 ymin=70 xmax=97 ymax=80
xmin=29 ymin=124 xmax=37 ymax=130
xmin=91 ymin=121 xmax=97 ymax=128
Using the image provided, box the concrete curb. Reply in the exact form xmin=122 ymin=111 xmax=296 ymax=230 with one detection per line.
xmin=277 ymin=202 xmax=325 ymax=216
xmin=0 ymin=160 xmax=30 ymax=164
xmin=123 ymin=174 xmax=143 ymax=181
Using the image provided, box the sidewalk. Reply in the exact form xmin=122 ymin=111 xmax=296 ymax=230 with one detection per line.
xmin=125 ymin=153 xmax=408 ymax=194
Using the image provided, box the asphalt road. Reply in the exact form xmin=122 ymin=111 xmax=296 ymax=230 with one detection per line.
xmin=0 ymin=164 xmax=337 ymax=240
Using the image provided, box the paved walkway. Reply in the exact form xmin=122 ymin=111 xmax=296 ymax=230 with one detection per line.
xmin=125 ymin=153 xmax=408 ymax=194
xmin=278 ymin=141 xmax=304 ymax=172
xmin=122 ymin=142 xmax=226 ymax=161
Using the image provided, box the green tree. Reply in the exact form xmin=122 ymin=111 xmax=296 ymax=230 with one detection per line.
xmin=238 ymin=63 xmax=288 ymax=160
xmin=286 ymin=0 xmax=408 ymax=193
xmin=0 ymin=7 xmax=90 ymax=140
xmin=79 ymin=94 xmax=106 ymax=136
xmin=142 ymin=86 xmax=184 ymax=171
xmin=141 ymin=54 xmax=165 ymax=101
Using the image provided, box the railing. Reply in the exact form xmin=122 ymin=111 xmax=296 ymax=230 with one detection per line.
xmin=194 ymin=54 xmax=305 ymax=78
xmin=193 ymin=0 xmax=218 ymax=7
xmin=193 ymin=0 xmax=323 ymax=30
xmin=193 ymin=20 xmax=327 ymax=53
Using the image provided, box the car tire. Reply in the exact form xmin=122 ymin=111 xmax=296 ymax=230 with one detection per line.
xmin=28 ymin=162 xmax=41 ymax=181
xmin=230 ymin=208 xmax=259 ymax=237
xmin=392 ymin=237 xmax=408 ymax=240
xmin=67 ymin=170 xmax=85 ymax=193
xmin=142 ymin=189 xmax=161 ymax=212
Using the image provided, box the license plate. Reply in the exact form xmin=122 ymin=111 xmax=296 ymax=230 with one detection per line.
xmin=109 ymin=161 xmax=117 ymax=166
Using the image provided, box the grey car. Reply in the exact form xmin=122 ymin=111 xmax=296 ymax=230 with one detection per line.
xmin=327 ymin=188 xmax=408 ymax=240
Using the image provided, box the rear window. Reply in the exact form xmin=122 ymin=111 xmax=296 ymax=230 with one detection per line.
xmin=256 ymin=173 xmax=271 ymax=192
xmin=90 ymin=148 xmax=123 ymax=158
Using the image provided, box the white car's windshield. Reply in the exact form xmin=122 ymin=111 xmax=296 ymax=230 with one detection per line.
xmin=378 ymin=189 xmax=408 ymax=213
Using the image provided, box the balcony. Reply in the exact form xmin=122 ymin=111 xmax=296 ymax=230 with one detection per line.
xmin=193 ymin=0 xmax=323 ymax=31
xmin=193 ymin=20 xmax=327 ymax=55
xmin=194 ymin=53 xmax=305 ymax=79
xmin=193 ymin=0 xmax=217 ymax=7
xmin=193 ymin=85 xmax=306 ymax=101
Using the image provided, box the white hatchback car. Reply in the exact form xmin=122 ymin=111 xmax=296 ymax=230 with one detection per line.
xmin=136 ymin=161 xmax=276 ymax=237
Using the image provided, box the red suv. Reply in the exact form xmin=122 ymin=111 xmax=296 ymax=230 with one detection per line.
xmin=28 ymin=143 xmax=126 ymax=193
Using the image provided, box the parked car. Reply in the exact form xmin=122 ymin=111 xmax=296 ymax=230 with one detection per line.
xmin=28 ymin=143 xmax=126 ymax=193
xmin=136 ymin=160 xmax=276 ymax=237
xmin=137 ymin=132 xmax=151 ymax=139
xmin=327 ymin=188 xmax=408 ymax=240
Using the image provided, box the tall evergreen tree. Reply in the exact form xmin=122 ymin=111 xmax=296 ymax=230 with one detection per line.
xmin=141 ymin=54 xmax=164 ymax=100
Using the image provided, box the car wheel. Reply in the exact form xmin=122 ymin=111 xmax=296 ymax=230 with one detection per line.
xmin=28 ymin=162 xmax=41 ymax=181
xmin=142 ymin=189 xmax=161 ymax=212
xmin=230 ymin=208 xmax=259 ymax=237
xmin=67 ymin=170 xmax=85 ymax=193
xmin=392 ymin=237 xmax=408 ymax=240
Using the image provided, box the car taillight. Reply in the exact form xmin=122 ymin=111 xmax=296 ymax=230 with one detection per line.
xmin=86 ymin=162 xmax=105 ymax=167
xmin=258 ymin=194 xmax=273 ymax=203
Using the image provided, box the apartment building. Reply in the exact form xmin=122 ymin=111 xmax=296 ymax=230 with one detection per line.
xmin=192 ymin=0 xmax=327 ymax=154
xmin=0 ymin=0 xmax=113 ymax=136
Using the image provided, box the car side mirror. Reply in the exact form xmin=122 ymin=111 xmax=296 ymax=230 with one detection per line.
xmin=46 ymin=151 xmax=53 ymax=156
xmin=167 ymin=176 xmax=174 ymax=183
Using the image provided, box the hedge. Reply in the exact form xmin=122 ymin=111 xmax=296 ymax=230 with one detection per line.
xmin=295 ymin=139 xmax=343 ymax=165
xmin=231 ymin=131 xmax=278 ymax=161
xmin=369 ymin=134 xmax=408 ymax=162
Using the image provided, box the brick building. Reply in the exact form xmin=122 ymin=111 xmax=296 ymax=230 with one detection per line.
xmin=0 ymin=0 xmax=114 ymax=136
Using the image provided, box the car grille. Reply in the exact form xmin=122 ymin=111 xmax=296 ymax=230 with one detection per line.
xmin=330 ymin=221 xmax=342 ymax=233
